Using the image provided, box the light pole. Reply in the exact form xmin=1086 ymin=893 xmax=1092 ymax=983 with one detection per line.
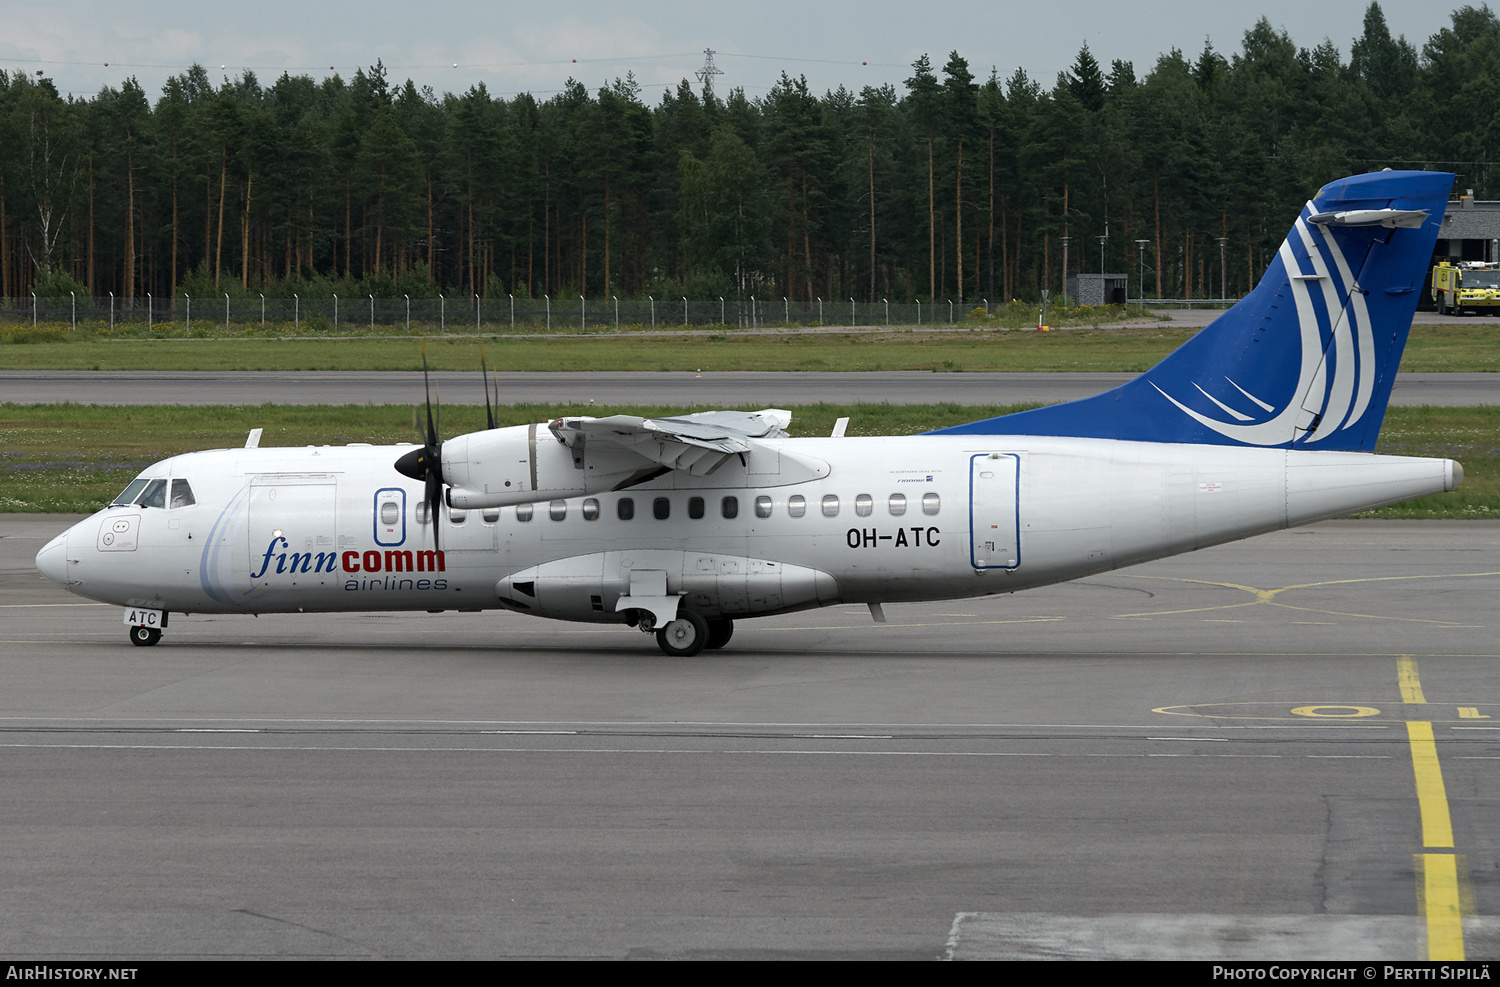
xmin=369 ymin=294 xmax=374 ymax=329
xmin=1217 ymin=236 xmax=1228 ymax=300
xmin=405 ymin=294 xmax=410 ymax=330
xmin=109 ymin=291 xmax=114 ymax=331
xmin=184 ymin=292 xmax=190 ymax=331
xmin=333 ymin=293 xmax=338 ymax=329
xmin=1059 ymin=236 xmax=1071 ymax=306
xmin=1098 ymin=234 xmax=1108 ymax=276
xmin=1135 ymin=239 xmax=1150 ymax=304
xmin=259 ymin=292 xmax=264 ymax=326
xmin=293 ymin=293 xmax=299 ymax=331
xmin=70 ymin=290 xmax=75 ymax=331
xmin=224 ymin=292 xmax=229 ymax=331
xmin=581 ymin=294 xmax=586 ymax=331
xmin=613 ymin=295 xmax=618 ymax=330
xmin=146 ymin=292 xmax=151 ymax=332
xmin=648 ymin=295 xmax=654 ymax=328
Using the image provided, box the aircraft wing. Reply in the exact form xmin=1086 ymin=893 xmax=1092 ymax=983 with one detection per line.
xmin=548 ymin=408 xmax=792 ymax=476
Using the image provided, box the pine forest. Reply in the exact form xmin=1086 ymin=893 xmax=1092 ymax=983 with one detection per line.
xmin=2 ymin=3 xmax=1494 ymax=313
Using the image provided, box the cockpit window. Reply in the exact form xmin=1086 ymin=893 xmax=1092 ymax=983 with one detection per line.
xmin=112 ymin=479 xmax=149 ymax=507
xmin=137 ymin=479 xmax=168 ymax=509
xmin=170 ymin=479 xmax=196 ymax=508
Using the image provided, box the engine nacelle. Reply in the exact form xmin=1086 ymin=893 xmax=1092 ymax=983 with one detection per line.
xmin=441 ymin=423 xmax=646 ymax=509
xmin=494 ymin=550 xmax=841 ymax=623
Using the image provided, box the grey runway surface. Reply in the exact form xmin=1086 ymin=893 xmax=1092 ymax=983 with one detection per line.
xmin=3 ymin=515 xmax=1500 ymax=959
xmin=4 ymin=369 xmax=1497 ymax=407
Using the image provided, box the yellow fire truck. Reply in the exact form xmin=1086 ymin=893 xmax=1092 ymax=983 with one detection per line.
xmin=1431 ymin=260 xmax=1500 ymax=314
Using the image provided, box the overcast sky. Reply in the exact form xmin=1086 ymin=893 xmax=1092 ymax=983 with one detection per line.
xmin=0 ymin=1 xmax=1455 ymax=104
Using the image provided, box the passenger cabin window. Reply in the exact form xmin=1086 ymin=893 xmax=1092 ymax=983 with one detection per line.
xmin=688 ymin=497 xmax=705 ymax=520
xmin=449 ymin=507 xmax=467 ymax=525
xmin=821 ymin=494 xmax=840 ymax=518
xmin=922 ymin=492 xmax=941 ymax=516
xmin=549 ymin=500 xmax=567 ymax=521
xmin=888 ymin=493 xmax=907 ymax=516
xmin=482 ymin=508 xmax=500 ymax=523
xmin=617 ymin=498 xmax=634 ymax=521
xmin=138 ymin=479 xmax=168 ymax=509
xmin=515 ymin=503 xmax=534 ymax=522
xmin=416 ymin=501 xmax=431 ymax=524
xmin=653 ymin=497 xmax=671 ymax=520
xmin=788 ymin=495 xmax=806 ymax=518
xmin=854 ymin=494 xmax=873 ymax=517
xmin=721 ymin=496 xmax=739 ymax=519
xmin=380 ymin=501 xmax=401 ymax=525
xmin=170 ymin=479 xmax=196 ymax=508
xmin=582 ymin=498 xmax=600 ymax=521
xmin=754 ymin=496 xmax=772 ymax=519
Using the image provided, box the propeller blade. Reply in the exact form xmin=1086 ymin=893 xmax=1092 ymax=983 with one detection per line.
xmin=480 ymin=345 xmax=498 ymax=430
xmin=396 ymin=343 xmax=444 ymax=552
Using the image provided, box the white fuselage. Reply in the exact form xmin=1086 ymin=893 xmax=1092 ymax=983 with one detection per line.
xmin=36 ymin=432 xmax=1459 ymax=624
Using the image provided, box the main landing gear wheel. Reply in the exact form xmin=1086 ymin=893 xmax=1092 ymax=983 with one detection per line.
xmin=129 ymin=626 xmax=162 ymax=647
xmin=656 ymin=609 xmax=709 ymax=657
xmin=705 ymin=618 xmax=734 ymax=650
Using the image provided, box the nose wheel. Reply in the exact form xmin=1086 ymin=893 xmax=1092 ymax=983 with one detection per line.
xmin=129 ymin=625 xmax=162 ymax=647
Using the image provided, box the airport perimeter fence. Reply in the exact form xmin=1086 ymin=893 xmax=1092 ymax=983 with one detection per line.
xmin=0 ymin=294 xmax=1077 ymax=333
xmin=0 ymin=294 xmax=1225 ymax=333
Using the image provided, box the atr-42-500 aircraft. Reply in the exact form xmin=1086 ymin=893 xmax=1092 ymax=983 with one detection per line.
xmin=36 ymin=170 xmax=1463 ymax=656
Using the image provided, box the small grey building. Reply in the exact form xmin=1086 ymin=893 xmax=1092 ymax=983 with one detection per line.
xmin=1436 ymin=190 xmax=1500 ymax=263
xmin=1065 ymin=273 xmax=1130 ymax=306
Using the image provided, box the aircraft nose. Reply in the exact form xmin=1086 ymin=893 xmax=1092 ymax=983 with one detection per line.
xmin=35 ymin=530 xmax=69 ymax=586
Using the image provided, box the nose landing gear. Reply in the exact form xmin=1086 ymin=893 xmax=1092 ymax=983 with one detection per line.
xmin=125 ymin=607 xmax=167 ymax=646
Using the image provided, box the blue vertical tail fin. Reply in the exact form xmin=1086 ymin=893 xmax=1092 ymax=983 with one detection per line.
xmin=934 ymin=170 xmax=1454 ymax=451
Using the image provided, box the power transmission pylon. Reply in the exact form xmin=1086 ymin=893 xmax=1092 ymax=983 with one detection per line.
xmin=695 ymin=48 xmax=723 ymax=96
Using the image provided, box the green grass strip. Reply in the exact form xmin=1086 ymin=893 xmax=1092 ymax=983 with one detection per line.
xmin=1 ymin=323 xmax=1496 ymax=373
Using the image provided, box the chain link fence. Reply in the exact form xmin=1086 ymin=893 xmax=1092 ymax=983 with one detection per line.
xmin=0 ymin=294 xmax=1053 ymax=332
